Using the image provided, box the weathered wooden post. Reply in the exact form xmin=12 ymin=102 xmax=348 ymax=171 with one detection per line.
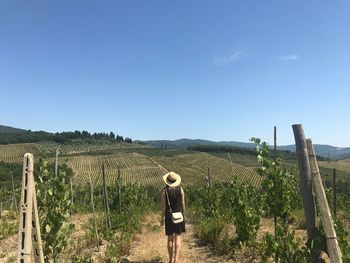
xmin=117 ymin=165 xmax=122 ymax=213
xmin=11 ymin=171 xmax=18 ymax=212
xmin=102 ymin=163 xmax=111 ymax=229
xmin=306 ymin=139 xmax=342 ymax=262
xmin=227 ymin=153 xmax=235 ymax=178
xmin=333 ymin=168 xmax=337 ymax=217
xmin=55 ymin=146 xmax=60 ymax=176
xmin=273 ymin=126 xmax=277 ymax=237
xmin=17 ymin=153 xmax=44 ymax=263
xmin=88 ymin=158 xmax=100 ymax=252
xmin=292 ymin=124 xmax=316 ymax=240
xmin=70 ymin=178 xmax=74 ymax=207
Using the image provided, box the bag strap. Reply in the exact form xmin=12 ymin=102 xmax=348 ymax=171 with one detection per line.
xmin=165 ymin=188 xmax=173 ymax=213
xmin=165 ymin=187 xmax=182 ymax=214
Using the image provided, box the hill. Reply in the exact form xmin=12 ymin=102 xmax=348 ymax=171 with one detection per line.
xmin=0 ymin=125 xmax=26 ymax=133
xmin=139 ymin=139 xmax=350 ymax=159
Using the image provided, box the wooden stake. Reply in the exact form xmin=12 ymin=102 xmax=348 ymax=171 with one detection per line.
xmin=55 ymin=146 xmax=60 ymax=176
xmin=17 ymin=153 xmax=44 ymax=263
xmin=207 ymin=167 xmax=211 ymax=187
xmin=292 ymin=124 xmax=316 ymax=240
xmin=333 ymin=168 xmax=337 ymax=217
xmin=118 ymin=165 xmax=121 ymax=213
xmin=102 ymin=163 xmax=111 ymax=229
xmin=11 ymin=171 xmax=18 ymax=212
xmin=306 ymin=139 xmax=342 ymax=263
xmin=70 ymin=178 xmax=74 ymax=207
xmin=88 ymin=158 xmax=100 ymax=252
xmin=273 ymin=126 xmax=277 ymax=237
xmin=227 ymin=153 xmax=235 ymax=178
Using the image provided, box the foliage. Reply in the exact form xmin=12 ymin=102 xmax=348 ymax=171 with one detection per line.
xmin=251 ymin=137 xmax=301 ymax=218
xmin=0 ymin=211 xmax=17 ymax=240
xmin=0 ymin=161 xmax=22 ymax=190
xmin=188 ymin=181 xmax=262 ymax=252
xmin=76 ymin=183 xmax=153 ymax=262
xmin=0 ymin=129 xmax=132 ymax=145
xmin=260 ymin=223 xmax=311 ymax=263
xmin=334 ymin=219 xmax=350 ymax=262
xmin=36 ymin=158 xmax=74 ymax=262
xmin=251 ymin=138 xmax=311 ymax=262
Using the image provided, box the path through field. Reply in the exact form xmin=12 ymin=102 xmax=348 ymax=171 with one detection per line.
xmin=122 ymin=213 xmax=260 ymax=263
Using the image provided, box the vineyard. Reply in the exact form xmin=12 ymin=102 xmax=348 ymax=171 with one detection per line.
xmin=153 ymin=152 xmax=263 ymax=187
xmin=0 ymin=132 xmax=350 ymax=262
xmin=0 ymin=142 xmax=262 ymax=190
xmin=0 ymin=143 xmax=41 ymax=163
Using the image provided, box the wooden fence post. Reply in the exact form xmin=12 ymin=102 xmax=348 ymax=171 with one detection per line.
xmin=207 ymin=167 xmax=211 ymax=187
xmin=11 ymin=171 xmax=18 ymax=212
xmin=118 ymin=165 xmax=122 ymax=213
xmin=333 ymin=168 xmax=337 ymax=217
xmin=17 ymin=153 xmax=44 ymax=263
xmin=70 ymin=178 xmax=74 ymax=207
xmin=273 ymin=126 xmax=277 ymax=237
xmin=306 ymin=139 xmax=342 ymax=262
xmin=102 ymin=163 xmax=111 ymax=229
xmin=227 ymin=153 xmax=235 ymax=178
xmin=88 ymin=158 xmax=100 ymax=252
xmin=55 ymin=146 xmax=60 ymax=176
xmin=292 ymin=124 xmax=316 ymax=240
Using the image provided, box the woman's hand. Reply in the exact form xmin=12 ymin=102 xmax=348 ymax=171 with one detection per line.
xmin=160 ymin=217 xmax=164 ymax=226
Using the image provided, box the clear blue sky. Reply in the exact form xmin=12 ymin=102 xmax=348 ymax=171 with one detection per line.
xmin=1 ymin=1 xmax=350 ymax=146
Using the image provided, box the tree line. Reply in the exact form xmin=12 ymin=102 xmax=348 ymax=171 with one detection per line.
xmin=0 ymin=130 xmax=133 ymax=144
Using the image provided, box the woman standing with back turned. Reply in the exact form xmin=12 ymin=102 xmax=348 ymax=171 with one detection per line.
xmin=160 ymin=171 xmax=186 ymax=263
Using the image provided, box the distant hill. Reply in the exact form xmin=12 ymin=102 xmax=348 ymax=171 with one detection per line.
xmin=138 ymin=139 xmax=350 ymax=159
xmin=0 ymin=125 xmax=26 ymax=133
xmin=278 ymin=144 xmax=350 ymax=159
xmin=137 ymin=139 xmax=254 ymax=149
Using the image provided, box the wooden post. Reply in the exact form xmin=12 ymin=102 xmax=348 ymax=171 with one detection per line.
xmin=17 ymin=153 xmax=44 ymax=263
xmin=88 ymin=158 xmax=100 ymax=252
xmin=102 ymin=163 xmax=111 ymax=229
xmin=306 ymin=139 xmax=342 ymax=263
xmin=273 ymin=126 xmax=277 ymax=237
xmin=227 ymin=153 xmax=235 ymax=178
xmin=55 ymin=146 xmax=60 ymax=176
xmin=118 ymin=165 xmax=121 ymax=213
xmin=11 ymin=171 xmax=18 ymax=212
xmin=207 ymin=167 xmax=211 ymax=187
xmin=274 ymin=126 xmax=277 ymax=160
xmin=70 ymin=178 xmax=74 ymax=207
xmin=292 ymin=124 xmax=316 ymax=240
xmin=333 ymin=168 xmax=337 ymax=217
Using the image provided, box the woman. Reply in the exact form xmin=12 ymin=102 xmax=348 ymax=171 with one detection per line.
xmin=160 ymin=171 xmax=185 ymax=263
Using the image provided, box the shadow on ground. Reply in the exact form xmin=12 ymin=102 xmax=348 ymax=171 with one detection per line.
xmin=120 ymin=258 xmax=163 ymax=263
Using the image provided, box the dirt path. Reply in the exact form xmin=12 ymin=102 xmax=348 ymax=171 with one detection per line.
xmin=121 ymin=213 xmax=260 ymax=263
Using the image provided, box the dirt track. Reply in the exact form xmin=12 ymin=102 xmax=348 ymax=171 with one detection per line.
xmin=122 ymin=213 xmax=261 ymax=263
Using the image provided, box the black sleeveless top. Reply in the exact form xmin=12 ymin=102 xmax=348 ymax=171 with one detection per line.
xmin=164 ymin=186 xmax=186 ymax=235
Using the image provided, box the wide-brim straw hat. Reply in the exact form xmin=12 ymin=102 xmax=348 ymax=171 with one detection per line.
xmin=163 ymin=171 xmax=181 ymax=187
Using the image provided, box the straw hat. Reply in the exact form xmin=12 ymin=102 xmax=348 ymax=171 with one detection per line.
xmin=163 ymin=171 xmax=181 ymax=187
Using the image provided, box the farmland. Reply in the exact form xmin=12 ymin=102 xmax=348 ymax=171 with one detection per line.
xmin=0 ymin=142 xmax=262 ymax=189
xmin=1 ymin=142 xmax=349 ymax=190
xmin=1 ymin=139 xmax=350 ymax=262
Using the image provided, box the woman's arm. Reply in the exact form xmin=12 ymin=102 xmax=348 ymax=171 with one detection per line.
xmin=181 ymin=188 xmax=185 ymax=212
xmin=160 ymin=189 xmax=166 ymax=225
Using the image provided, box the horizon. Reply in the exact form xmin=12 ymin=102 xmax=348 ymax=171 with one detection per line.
xmin=1 ymin=1 xmax=350 ymax=147
xmin=2 ymin=123 xmax=350 ymax=148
